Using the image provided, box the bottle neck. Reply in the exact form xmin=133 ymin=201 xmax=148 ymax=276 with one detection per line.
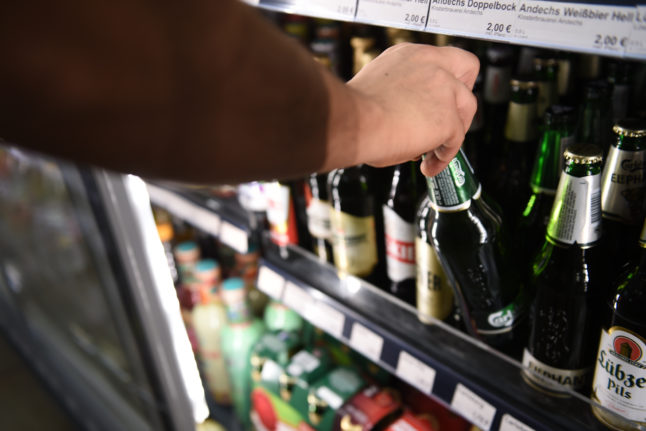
xmin=426 ymin=149 xmax=481 ymax=212
xmin=530 ymin=127 xmax=573 ymax=194
xmin=504 ymin=99 xmax=538 ymax=143
xmin=547 ymin=168 xmax=602 ymax=247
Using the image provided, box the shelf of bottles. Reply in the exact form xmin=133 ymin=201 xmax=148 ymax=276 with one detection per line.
xmin=147 ymin=182 xmax=639 ymax=431
xmin=245 ymin=0 xmax=646 ymax=59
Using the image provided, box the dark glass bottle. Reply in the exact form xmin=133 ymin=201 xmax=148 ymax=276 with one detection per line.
xmin=575 ymin=80 xmax=613 ymax=154
xmin=328 ymin=165 xmax=386 ymax=287
xmin=534 ymin=54 xmax=559 ymax=120
xmin=518 ymin=105 xmax=576 ymax=266
xmin=522 ymin=144 xmax=606 ymax=396
xmin=489 ymin=77 xmax=540 ymax=229
xmin=591 ymin=218 xmax=646 ymax=430
xmin=464 ymin=73 xmax=485 ymax=174
xmin=415 ymin=194 xmax=457 ymax=326
xmin=425 ymin=149 xmax=528 ymax=354
xmin=601 ymin=119 xmax=646 ymax=282
xmin=606 ymin=60 xmax=632 ymax=123
xmin=383 ymin=161 xmax=425 ymax=305
xmin=305 ymin=173 xmax=334 ymax=263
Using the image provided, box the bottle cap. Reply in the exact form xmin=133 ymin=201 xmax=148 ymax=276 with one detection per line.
xmin=174 ymin=241 xmax=200 ymax=262
xmin=156 ymin=222 xmax=174 ymax=243
xmin=194 ymin=259 xmax=220 ymax=283
xmin=564 ymin=144 xmax=603 ymax=164
xmin=222 ymin=277 xmax=245 ymax=291
xmin=613 ymin=119 xmax=646 ymax=138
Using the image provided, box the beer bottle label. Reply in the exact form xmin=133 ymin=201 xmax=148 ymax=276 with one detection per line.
xmin=484 ymin=64 xmax=511 ymax=104
xmin=547 ymin=172 xmax=602 ymax=246
xmin=266 ymin=182 xmax=297 ymax=246
xmin=601 ymin=146 xmax=646 ymax=225
xmin=504 ymin=102 xmax=537 ymax=143
xmin=592 ymin=327 xmax=646 ymax=422
xmin=415 ymin=237 xmax=454 ymax=322
xmin=383 ymin=205 xmax=416 ymax=282
xmin=477 ymin=290 xmax=527 ymax=335
xmin=330 ymin=209 xmax=378 ymax=277
xmin=306 ymin=197 xmax=332 ymax=240
xmin=522 ymin=349 xmax=591 ymax=392
xmin=428 ymin=152 xmax=481 ymax=212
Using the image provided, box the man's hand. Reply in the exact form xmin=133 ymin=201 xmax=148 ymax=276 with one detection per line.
xmin=347 ymin=43 xmax=479 ymax=177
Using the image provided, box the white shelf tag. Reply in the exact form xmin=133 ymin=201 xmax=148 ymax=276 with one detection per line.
xmin=219 ymin=221 xmax=248 ymax=253
xmin=349 ymin=323 xmax=384 ymax=362
xmin=357 ymin=0 xmax=430 ymax=29
xmin=283 ymin=281 xmax=315 ymax=315
xmin=309 ymin=301 xmax=346 ymax=339
xmin=427 ymin=0 xmax=519 ymax=41
xmin=499 ymin=414 xmax=535 ymax=431
xmin=306 ymin=0 xmax=357 ymax=20
xmin=511 ymin=1 xmax=631 ymax=55
xmin=146 ymin=184 xmax=221 ymax=237
xmin=451 ymin=383 xmax=496 ymax=431
xmin=396 ymin=351 xmax=436 ymax=394
xmin=257 ymin=266 xmax=285 ymax=300
xmin=626 ymin=6 xmax=646 ymax=58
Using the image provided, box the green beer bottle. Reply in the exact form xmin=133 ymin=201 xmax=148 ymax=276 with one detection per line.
xmin=600 ymin=119 xmax=646 ymax=281
xmin=415 ymin=194 xmax=457 ymax=326
xmin=591 ymin=218 xmax=646 ymax=430
xmin=489 ymin=77 xmax=540 ymax=228
xmin=534 ymin=55 xmax=559 ymax=119
xmin=522 ymin=144 xmax=606 ymax=396
xmin=575 ymin=80 xmax=613 ymax=154
xmin=518 ymin=105 xmax=576 ymax=266
xmin=425 ymin=148 xmax=527 ymax=354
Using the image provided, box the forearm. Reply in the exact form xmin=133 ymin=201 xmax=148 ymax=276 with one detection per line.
xmin=0 ymin=0 xmax=356 ymax=183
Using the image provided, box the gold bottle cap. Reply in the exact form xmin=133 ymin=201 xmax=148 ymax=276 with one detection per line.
xmin=613 ymin=119 xmax=646 ymax=138
xmin=509 ymin=78 xmax=538 ymax=89
xmin=563 ymin=144 xmax=603 ymax=164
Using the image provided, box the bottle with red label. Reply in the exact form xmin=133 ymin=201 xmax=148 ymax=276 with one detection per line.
xmin=383 ymin=161 xmax=425 ymax=305
xmin=332 ymin=385 xmax=402 ymax=430
xmin=591 ymin=217 xmax=646 ymax=430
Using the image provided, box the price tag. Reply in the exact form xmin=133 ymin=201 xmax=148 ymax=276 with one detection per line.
xmin=219 ymin=221 xmax=248 ymax=253
xmin=626 ymin=5 xmax=646 ymax=58
xmin=309 ymin=301 xmax=346 ymax=339
xmin=349 ymin=323 xmax=384 ymax=362
xmin=499 ymin=414 xmax=535 ymax=431
xmin=426 ymin=0 xmax=518 ymax=41
xmin=257 ymin=265 xmax=285 ymax=300
xmin=303 ymin=0 xmax=357 ymax=20
xmin=357 ymin=0 xmax=430 ymax=29
xmin=451 ymin=383 xmax=496 ymax=431
xmin=395 ymin=351 xmax=436 ymax=394
xmin=512 ymin=1 xmax=632 ymax=55
xmin=146 ymin=184 xmax=222 ymax=236
xmin=283 ymin=281 xmax=315 ymax=316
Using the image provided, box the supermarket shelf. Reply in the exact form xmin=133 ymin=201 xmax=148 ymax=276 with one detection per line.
xmin=145 ymin=183 xmax=638 ymax=431
xmin=249 ymin=0 xmax=646 ymax=59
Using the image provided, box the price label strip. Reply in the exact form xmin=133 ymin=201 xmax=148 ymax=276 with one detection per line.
xmin=426 ymin=0 xmax=519 ymax=41
xmin=626 ymin=5 xmax=646 ymax=58
xmin=512 ymin=1 xmax=632 ymax=56
xmin=357 ymin=0 xmax=431 ymax=30
xmin=308 ymin=301 xmax=346 ymax=339
xmin=146 ymin=184 xmax=221 ymax=237
xmin=395 ymin=351 xmax=436 ymax=394
xmin=219 ymin=221 xmax=249 ymax=253
xmin=283 ymin=281 xmax=316 ymax=317
xmin=499 ymin=414 xmax=535 ymax=431
xmin=451 ymin=383 xmax=496 ymax=431
xmin=349 ymin=322 xmax=384 ymax=363
xmin=257 ymin=265 xmax=286 ymax=300
xmin=295 ymin=0 xmax=358 ymax=21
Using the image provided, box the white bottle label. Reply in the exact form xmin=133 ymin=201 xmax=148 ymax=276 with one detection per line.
xmin=330 ymin=209 xmax=378 ymax=277
xmin=383 ymin=205 xmax=416 ymax=282
xmin=601 ymin=146 xmax=646 ymax=225
xmin=592 ymin=327 xmax=646 ymax=422
xmin=266 ymin=182 xmax=291 ymax=246
xmin=306 ymin=197 xmax=332 ymax=240
xmin=547 ymin=172 xmax=602 ymax=246
xmin=522 ymin=349 xmax=590 ymax=392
